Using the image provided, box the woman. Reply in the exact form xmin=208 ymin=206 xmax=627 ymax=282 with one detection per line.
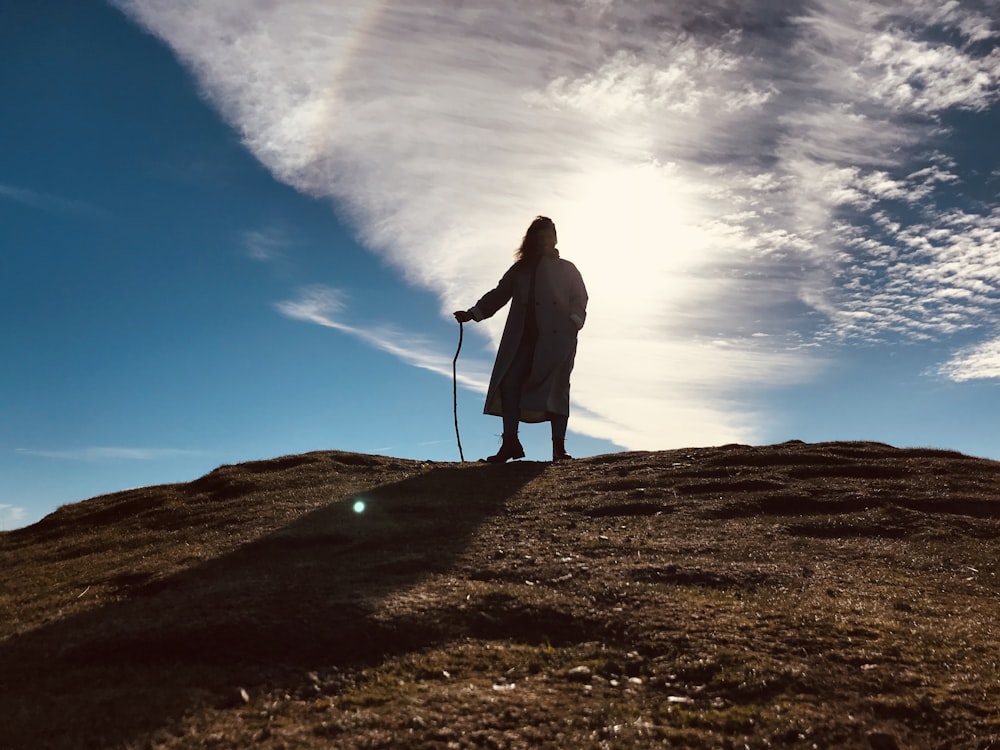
xmin=454 ymin=216 xmax=588 ymax=463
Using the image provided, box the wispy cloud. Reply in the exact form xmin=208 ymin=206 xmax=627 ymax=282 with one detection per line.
xmin=275 ymin=285 xmax=491 ymax=391
xmin=16 ymin=447 xmax=205 ymax=461
xmin=116 ymin=0 xmax=1000 ymax=449
xmin=241 ymin=228 xmax=288 ymax=262
xmin=0 ymin=504 xmax=26 ymax=529
xmin=0 ymin=182 xmax=109 ymax=221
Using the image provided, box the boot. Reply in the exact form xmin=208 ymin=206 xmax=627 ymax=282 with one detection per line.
xmin=486 ymin=433 xmax=525 ymax=463
xmin=552 ymin=438 xmax=572 ymax=462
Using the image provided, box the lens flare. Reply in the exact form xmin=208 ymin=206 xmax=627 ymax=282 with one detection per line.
xmin=352 ymin=499 xmax=366 ymax=514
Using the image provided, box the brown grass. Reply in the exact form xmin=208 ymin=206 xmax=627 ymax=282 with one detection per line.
xmin=2 ymin=442 xmax=999 ymax=749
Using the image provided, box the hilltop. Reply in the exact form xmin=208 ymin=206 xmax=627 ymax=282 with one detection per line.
xmin=2 ymin=441 xmax=999 ymax=749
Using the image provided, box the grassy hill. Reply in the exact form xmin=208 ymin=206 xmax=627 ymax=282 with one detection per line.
xmin=2 ymin=441 xmax=999 ymax=749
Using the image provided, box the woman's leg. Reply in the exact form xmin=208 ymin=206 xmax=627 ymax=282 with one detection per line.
xmin=500 ymin=340 xmax=535 ymax=435
xmin=551 ymin=413 xmax=570 ymax=461
xmin=550 ymin=413 xmax=568 ymax=442
xmin=487 ymin=340 xmax=534 ymax=463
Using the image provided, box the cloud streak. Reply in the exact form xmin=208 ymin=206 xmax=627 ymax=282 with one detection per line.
xmin=241 ymin=228 xmax=289 ymax=262
xmin=0 ymin=182 xmax=109 ymax=221
xmin=116 ymin=0 xmax=1000 ymax=448
xmin=275 ymin=285 xmax=491 ymax=391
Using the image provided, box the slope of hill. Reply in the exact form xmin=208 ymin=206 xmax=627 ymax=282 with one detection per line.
xmin=2 ymin=441 xmax=999 ymax=749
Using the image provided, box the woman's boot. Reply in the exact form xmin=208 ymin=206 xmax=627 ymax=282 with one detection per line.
xmin=552 ymin=438 xmax=572 ymax=462
xmin=486 ymin=433 xmax=525 ymax=463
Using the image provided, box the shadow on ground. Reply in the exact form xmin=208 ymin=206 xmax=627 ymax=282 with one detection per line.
xmin=1 ymin=459 xmax=545 ymax=750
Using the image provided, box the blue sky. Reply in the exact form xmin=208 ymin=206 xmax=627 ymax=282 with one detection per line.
xmin=3 ymin=1 xmax=999 ymax=530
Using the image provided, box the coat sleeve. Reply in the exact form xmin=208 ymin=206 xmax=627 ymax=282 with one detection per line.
xmin=470 ymin=264 xmax=517 ymax=321
xmin=568 ymin=263 xmax=588 ymax=331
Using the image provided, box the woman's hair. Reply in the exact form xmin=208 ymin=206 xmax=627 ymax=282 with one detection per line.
xmin=515 ymin=215 xmax=557 ymax=263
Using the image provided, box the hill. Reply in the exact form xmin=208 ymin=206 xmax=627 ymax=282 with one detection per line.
xmin=2 ymin=441 xmax=999 ymax=749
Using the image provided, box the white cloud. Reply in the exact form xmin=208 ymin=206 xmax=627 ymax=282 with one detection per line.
xmin=0 ymin=504 xmax=26 ymax=529
xmin=827 ymin=207 xmax=1000 ymax=342
xmin=15 ymin=447 xmax=204 ymax=461
xmin=940 ymin=336 xmax=1000 ymax=381
xmin=855 ymin=30 xmax=1000 ymax=113
xmin=115 ymin=0 xmax=1000 ymax=450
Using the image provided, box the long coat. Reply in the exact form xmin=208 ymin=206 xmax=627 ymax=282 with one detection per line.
xmin=471 ymin=253 xmax=588 ymax=422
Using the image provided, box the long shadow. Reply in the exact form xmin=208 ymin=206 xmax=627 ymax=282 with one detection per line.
xmin=1 ymin=460 xmax=545 ymax=750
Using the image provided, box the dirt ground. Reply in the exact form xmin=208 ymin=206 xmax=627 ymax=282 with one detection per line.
xmin=2 ymin=440 xmax=1000 ymax=749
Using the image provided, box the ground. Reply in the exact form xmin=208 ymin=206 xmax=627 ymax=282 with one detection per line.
xmin=2 ymin=441 xmax=999 ymax=749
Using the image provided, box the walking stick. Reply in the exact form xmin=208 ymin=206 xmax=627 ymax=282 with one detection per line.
xmin=453 ymin=321 xmax=465 ymax=462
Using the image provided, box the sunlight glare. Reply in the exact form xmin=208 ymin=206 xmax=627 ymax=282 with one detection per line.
xmin=556 ymin=160 xmax=718 ymax=325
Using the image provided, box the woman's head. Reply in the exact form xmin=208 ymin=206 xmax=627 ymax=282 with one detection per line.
xmin=516 ymin=216 xmax=557 ymax=262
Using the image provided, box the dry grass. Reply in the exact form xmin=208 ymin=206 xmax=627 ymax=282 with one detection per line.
xmin=2 ymin=442 xmax=1000 ymax=749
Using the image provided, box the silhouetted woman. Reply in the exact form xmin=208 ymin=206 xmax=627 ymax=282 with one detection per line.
xmin=454 ymin=216 xmax=588 ymax=462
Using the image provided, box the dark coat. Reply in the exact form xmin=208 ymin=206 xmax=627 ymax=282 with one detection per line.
xmin=471 ymin=253 xmax=587 ymax=422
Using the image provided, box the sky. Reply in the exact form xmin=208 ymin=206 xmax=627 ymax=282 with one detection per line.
xmin=2 ymin=1 xmax=999 ymax=530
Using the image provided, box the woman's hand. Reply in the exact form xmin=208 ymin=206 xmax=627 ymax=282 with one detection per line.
xmin=453 ymin=310 xmax=474 ymax=323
